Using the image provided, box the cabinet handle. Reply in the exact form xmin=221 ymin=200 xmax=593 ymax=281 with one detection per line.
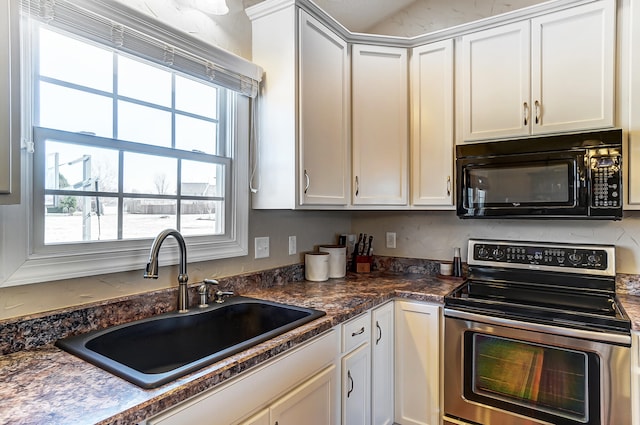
xmin=355 ymin=176 xmax=359 ymax=196
xmin=347 ymin=370 xmax=354 ymax=398
xmin=446 ymin=176 xmax=451 ymax=197
xmin=535 ymin=100 xmax=541 ymax=124
xmin=523 ymin=102 xmax=529 ymax=126
xmin=376 ymin=321 xmax=382 ymax=345
xmin=351 ymin=326 xmax=365 ymax=337
xmin=304 ymin=170 xmax=310 ymax=194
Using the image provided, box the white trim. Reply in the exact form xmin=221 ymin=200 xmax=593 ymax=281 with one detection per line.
xmin=0 ymin=14 xmax=250 ymax=287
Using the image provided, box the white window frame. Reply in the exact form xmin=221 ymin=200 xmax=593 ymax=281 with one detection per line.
xmin=0 ymin=0 xmax=258 ymax=286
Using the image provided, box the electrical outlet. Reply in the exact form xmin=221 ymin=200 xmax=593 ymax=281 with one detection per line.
xmin=386 ymin=232 xmax=397 ymax=249
xmin=288 ymin=236 xmax=297 ymax=255
xmin=255 ymin=237 xmax=270 ymax=259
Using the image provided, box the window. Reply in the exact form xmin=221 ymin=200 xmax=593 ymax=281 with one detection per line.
xmin=4 ymin=0 xmax=261 ymax=285
xmin=34 ymin=27 xmax=230 ymax=245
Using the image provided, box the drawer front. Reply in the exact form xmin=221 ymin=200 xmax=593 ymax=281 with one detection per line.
xmin=342 ymin=312 xmax=371 ymax=353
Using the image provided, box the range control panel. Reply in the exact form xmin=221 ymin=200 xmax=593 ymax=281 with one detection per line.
xmin=468 ymin=239 xmax=614 ymax=275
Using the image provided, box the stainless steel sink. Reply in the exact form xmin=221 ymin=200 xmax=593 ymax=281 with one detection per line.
xmin=55 ymin=296 xmax=325 ymax=388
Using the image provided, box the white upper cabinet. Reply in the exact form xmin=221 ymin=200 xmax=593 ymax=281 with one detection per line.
xmin=299 ymin=11 xmax=350 ymax=206
xmin=0 ymin=0 xmax=20 ymax=205
xmin=248 ymin=4 xmax=349 ymax=209
xmin=628 ymin=0 xmax=640 ymax=209
xmin=410 ymin=40 xmax=454 ymax=208
xmin=460 ymin=21 xmax=531 ymax=141
xmin=530 ymin=0 xmax=615 ymax=134
xmin=352 ymin=44 xmax=408 ymax=206
xmin=459 ymin=0 xmax=615 ymax=142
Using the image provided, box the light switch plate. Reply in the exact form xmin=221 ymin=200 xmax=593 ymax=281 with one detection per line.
xmin=386 ymin=232 xmax=396 ymax=249
xmin=255 ymin=237 xmax=270 ymax=259
xmin=288 ymin=236 xmax=296 ymax=255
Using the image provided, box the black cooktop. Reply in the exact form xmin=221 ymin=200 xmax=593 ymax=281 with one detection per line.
xmin=445 ymin=279 xmax=630 ymax=334
xmin=444 ymin=239 xmax=631 ymax=335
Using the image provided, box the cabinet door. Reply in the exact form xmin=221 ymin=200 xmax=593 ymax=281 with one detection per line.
xmin=342 ymin=343 xmax=371 ymax=425
xmin=460 ymin=21 xmax=531 ymax=141
xmin=238 ymin=408 xmax=269 ymax=425
xmin=271 ymin=365 xmax=336 ymax=425
xmin=352 ymin=44 xmax=408 ymax=205
xmin=530 ymin=0 xmax=615 ymax=134
xmin=299 ymin=11 xmax=349 ymax=206
xmin=629 ymin=0 xmax=640 ymax=208
xmin=410 ymin=40 xmax=454 ymax=207
xmin=371 ymin=302 xmax=394 ymax=425
xmin=395 ymin=301 xmax=440 ymax=425
xmin=0 ymin=0 xmax=20 ymax=205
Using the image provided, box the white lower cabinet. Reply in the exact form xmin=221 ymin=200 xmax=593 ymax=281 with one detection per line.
xmin=239 ymin=365 xmax=336 ymax=425
xmin=372 ymin=302 xmax=395 ymax=425
xmin=342 ymin=343 xmax=371 ymax=424
xmin=341 ymin=311 xmax=372 ymax=425
xmin=394 ymin=301 xmax=440 ymax=425
xmin=145 ymin=330 xmax=338 ymax=425
xmin=341 ymin=302 xmax=395 ymax=425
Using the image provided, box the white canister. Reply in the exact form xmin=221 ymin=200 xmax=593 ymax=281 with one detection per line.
xmin=319 ymin=245 xmax=347 ymax=278
xmin=305 ymin=252 xmax=330 ymax=282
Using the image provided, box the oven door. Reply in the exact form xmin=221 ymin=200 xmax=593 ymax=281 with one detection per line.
xmin=443 ymin=310 xmax=631 ymax=425
xmin=456 ymin=151 xmax=586 ymax=218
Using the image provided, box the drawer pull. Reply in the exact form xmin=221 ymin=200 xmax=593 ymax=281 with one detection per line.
xmin=351 ymin=326 xmax=365 ymax=337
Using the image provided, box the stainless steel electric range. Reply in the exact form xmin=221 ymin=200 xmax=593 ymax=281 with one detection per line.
xmin=443 ymin=239 xmax=631 ymax=425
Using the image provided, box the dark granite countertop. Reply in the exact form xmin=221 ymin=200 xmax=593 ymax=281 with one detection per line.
xmin=0 ymin=272 xmax=458 ymax=425
xmin=2 ymin=269 xmax=640 ymax=425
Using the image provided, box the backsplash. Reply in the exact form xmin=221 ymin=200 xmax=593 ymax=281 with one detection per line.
xmin=2 ymin=255 xmax=637 ymax=356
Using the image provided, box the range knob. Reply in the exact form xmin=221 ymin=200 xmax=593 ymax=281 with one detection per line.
xmin=492 ymin=248 xmax=506 ymax=260
xmin=568 ymin=252 xmax=583 ymax=265
xmin=476 ymin=246 xmax=490 ymax=259
xmin=587 ymin=254 xmax=602 ymax=264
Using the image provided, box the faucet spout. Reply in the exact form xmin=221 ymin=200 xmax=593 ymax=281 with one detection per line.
xmin=144 ymin=229 xmax=189 ymax=313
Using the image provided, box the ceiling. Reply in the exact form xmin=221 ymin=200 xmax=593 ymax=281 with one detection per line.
xmin=242 ymin=0 xmax=548 ymax=36
xmin=242 ymin=0 xmax=417 ymax=32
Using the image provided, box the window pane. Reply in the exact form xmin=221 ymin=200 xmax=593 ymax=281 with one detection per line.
xmin=175 ymin=115 xmax=218 ymax=154
xmin=123 ymin=153 xmax=177 ymax=195
xmin=118 ymin=56 xmax=171 ymax=107
xmin=123 ymin=198 xmax=177 ymax=238
xmin=175 ymin=75 xmax=217 ymax=118
xmin=117 ymin=101 xmax=172 ymax=147
xmin=181 ymin=160 xmax=223 ymax=197
xmin=39 ymin=27 xmax=113 ymax=92
xmin=180 ymin=200 xmax=222 ymax=236
xmin=45 ymin=196 xmax=118 ymax=244
xmin=39 ymin=82 xmax=113 ymax=136
xmin=45 ymin=140 xmax=119 ymax=193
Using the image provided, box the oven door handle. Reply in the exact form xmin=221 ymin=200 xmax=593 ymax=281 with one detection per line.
xmin=444 ymin=308 xmax=631 ymax=346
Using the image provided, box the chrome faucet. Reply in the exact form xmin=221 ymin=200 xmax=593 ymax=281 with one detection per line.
xmin=144 ymin=229 xmax=190 ymax=313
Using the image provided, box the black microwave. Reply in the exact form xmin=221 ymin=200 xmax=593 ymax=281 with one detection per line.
xmin=456 ymin=129 xmax=623 ymax=220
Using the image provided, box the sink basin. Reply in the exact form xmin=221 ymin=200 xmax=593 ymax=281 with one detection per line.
xmin=55 ymin=296 xmax=325 ymax=388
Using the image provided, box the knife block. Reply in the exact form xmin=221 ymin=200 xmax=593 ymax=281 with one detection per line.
xmin=354 ymin=255 xmax=372 ymax=273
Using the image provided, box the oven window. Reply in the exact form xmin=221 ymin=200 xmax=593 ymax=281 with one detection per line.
xmin=464 ymin=161 xmax=573 ymax=208
xmin=470 ymin=334 xmax=591 ymax=423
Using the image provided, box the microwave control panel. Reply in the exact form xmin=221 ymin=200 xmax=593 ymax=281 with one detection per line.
xmin=590 ymin=155 xmax=621 ymax=208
